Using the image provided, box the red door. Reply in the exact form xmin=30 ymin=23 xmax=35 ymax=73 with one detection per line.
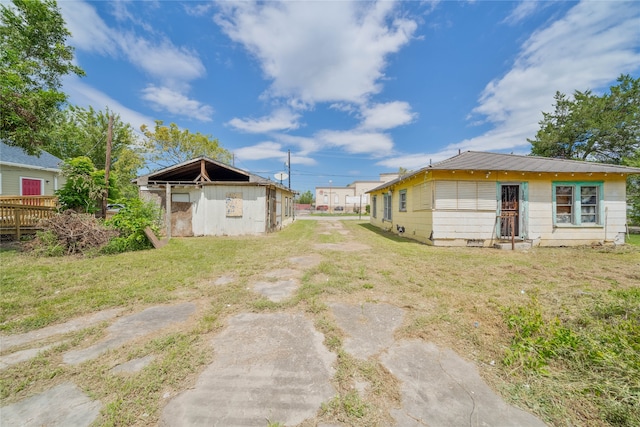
xmin=21 ymin=178 xmax=42 ymax=195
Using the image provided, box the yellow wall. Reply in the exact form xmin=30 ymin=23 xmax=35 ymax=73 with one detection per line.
xmin=369 ymin=169 xmax=631 ymax=247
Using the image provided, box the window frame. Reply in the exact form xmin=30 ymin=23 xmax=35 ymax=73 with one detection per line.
xmin=552 ymin=181 xmax=603 ymax=227
xmin=399 ymin=189 xmax=407 ymax=212
xmin=383 ymin=192 xmax=392 ymax=221
xmin=372 ymin=195 xmax=377 ymax=218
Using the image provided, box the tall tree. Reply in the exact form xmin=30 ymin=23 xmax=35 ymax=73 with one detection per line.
xmin=140 ymin=120 xmax=232 ymax=169
xmin=298 ymin=190 xmax=314 ymax=204
xmin=46 ymin=106 xmax=143 ymax=198
xmin=0 ymin=0 xmax=84 ymax=154
xmin=529 ymin=75 xmax=639 ymax=164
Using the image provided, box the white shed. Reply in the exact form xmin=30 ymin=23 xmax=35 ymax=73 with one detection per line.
xmin=134 ymin=157 xmax=295 ymax=237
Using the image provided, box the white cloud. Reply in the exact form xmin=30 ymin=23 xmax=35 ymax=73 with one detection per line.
xmin=317 ymin=130 xmax=394 ymax=155
xmin=380 ymin=1 xmax=640 ymax=169
xmin=234 ymin=141 xmax=316 ymax=166
xmin=118 ymin=35 xmax=205 ymax=85
xmin=63 ymin=76 xmax=154 ymax=134
xmin=454 ymin=1 xmax=640 ymax=156
xmin=59 ymin=1 xmax=117 ymax=56
xmin=359 ymin=101 xmax=417 ymax=130
xmin=60 ymin=1 xmax=209 ymax=120
xmin=215 ymin=0 xmax=417 ymax=105
xmin=502 ymin=1 xmax=545 ymax=26
xmin=271 ymin=134 xmax=320 ymax=156
xmin=228 ymin=109 xmax=301 ymax=133
xmin=141 ymin=85 xmax=214 ymax=122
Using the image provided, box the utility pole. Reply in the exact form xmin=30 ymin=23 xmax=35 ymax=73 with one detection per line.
xmin=102 ymin=114 xmax=114 ymax=218
xmin=287 ymin=149 xmax=291 ymax=189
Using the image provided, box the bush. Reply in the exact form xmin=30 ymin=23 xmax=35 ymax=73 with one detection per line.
xmin=103 ymin=198 xmax=161 ymax=253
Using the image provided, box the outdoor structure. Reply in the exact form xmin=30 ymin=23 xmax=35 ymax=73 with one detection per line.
xmin=134 ymin=157 xmax=296 ymax=237
xmin=315 ymin=173 xmax=397 ymax=213
xmin=368 ymin=151 xmax=640 ymax=247
xmin=0 ymin=140 xmax=64 ymax=196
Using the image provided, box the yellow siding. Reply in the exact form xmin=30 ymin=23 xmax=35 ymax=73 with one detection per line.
xmin=369 ymin=169 xmax=631 ymax=247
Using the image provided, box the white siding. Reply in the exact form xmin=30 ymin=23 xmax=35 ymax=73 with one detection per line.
xmin=527 ymin=179 xmax=628 ymax=246
xmin=192 ymin=185 xmax=267 ymax=236
xmin=435 ymin=181 xmax=497 ymax=211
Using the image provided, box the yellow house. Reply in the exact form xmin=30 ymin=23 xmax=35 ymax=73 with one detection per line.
xmin=368 ymin=151 xmax=640 ymax=247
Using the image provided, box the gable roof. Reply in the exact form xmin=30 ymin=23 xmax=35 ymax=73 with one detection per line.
xmin=0 ymin=141 xmax=63 ymax=171
xmin=369 ymin=151 xmax=640 ymax=192
xmin=134 ymin=156 xmax=292 ymax=191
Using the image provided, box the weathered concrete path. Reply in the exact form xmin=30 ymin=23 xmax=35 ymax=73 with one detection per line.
xmin=1 ymin=220 xmax=546 ymax=426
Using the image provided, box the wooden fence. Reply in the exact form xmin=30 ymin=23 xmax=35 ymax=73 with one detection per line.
xmin=0 ymin=196 xmax=58 ymax=238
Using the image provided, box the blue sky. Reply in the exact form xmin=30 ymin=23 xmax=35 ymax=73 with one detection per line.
xmin=58 ymin=0 xmax=640 ymax=193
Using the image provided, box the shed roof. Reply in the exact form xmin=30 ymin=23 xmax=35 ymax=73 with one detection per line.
xmin=135 ymin=157 xmax=293 ymax=192
xmin=369 ymin=151 xmax=640 ymax=192
xmin=0 ymin=141 xmax=63 ymax=170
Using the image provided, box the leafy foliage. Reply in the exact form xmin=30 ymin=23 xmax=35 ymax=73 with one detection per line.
xmin=623 ymin=149 xmax=640 ymax=225
xmin=298 ymin=190 xmax=314 ymax=204
xmin=56 ymin=157 xmax=105 ymax=213
xmin=45 ymin=106 xmax=143 ymax=199
xmin=103 ymin=198 xmax=161 ymax=253
xmin=141 ymin=120 xmax=232 ymax=169
xmin=529 ymin=75 xmax=639 ymax=164
xmin=503 ymin=291 xmax=640 ymax=426
xmin=0 ymin=0 xmax=84 ymax=154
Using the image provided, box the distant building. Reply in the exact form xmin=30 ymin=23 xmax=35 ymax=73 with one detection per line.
xmin=315 ymin=173 xmax=397 ymax=213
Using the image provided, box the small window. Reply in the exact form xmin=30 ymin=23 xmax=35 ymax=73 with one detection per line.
xmin=383 ymin=192 xmax=392 ymax=221
xmin=580 ymin=186 xmax=598 ymax=223
xmin=553 ymin=182 xmax=602 ymax=226
xmin=555 ymin=185 xmax=573 ymax=224
xmin=372 ymin=196 xmax=377 ymax=218
xmin=399 ymin=189 xmax=407 ymax=212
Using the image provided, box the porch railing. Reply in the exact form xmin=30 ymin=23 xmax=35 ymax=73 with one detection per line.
xmin=0 ymin=196 xmax=58 ymax=238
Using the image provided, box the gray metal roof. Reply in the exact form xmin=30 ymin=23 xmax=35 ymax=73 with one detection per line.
xmin=429 ymin=151 xmax=640 ymax=173
xmin=368 ymin=151 xmax=640 ymax=193
xmin=0 ymin=141 xmax=63 ymax=170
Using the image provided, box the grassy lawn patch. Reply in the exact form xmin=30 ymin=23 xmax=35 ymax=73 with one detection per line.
xmin=1 ymin=220 xmax=638 ymax=426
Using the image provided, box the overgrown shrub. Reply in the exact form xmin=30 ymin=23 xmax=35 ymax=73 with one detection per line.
xmin=103 ymin=198 xmax=161 ymax=253
xmin=502 ymin=291 xmax=640 ymax=425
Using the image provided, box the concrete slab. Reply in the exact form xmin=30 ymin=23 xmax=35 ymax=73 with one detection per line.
xmin=264 ymin=268 xmax=301 ymax=279
xmin=0 ymin=308 xmax=122 ymax=351
xmin=380 ymin=340 xmax=547 ymax=427
xmin=253 ymin=279 xmax=300 ymax=302
xmin=111 ymin=355 xmax=155 ymax=374
xmin=288 ymin=254 xmax=322 ymax=268
xmin=331 ymin=303 xmax=405 ymax=359
xmin=213 ymin=275 xmax=235 ymax=286
xmin=0 ymin=344 xmax=54 ymax=370
xmin=0 ymin=382 xmax=101 ymax=427
xmin=63 ymin=303 xmax=196 ymax=365
xmin=313 ymin=242 xmax=371 ymax=252
xmin=160 ymin=313 xmax=336 ymax=427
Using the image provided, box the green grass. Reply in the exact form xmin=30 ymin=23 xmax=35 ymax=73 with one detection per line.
xmin=626 ymin=233 xmax=640 ymax=246
xmin=1 ymin=219 xmax=639 ymax=426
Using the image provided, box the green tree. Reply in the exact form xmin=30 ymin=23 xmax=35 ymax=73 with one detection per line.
xmin=529 ymin=75 xmax=639 ymax=164
xmin=298 ymin=190 xmax=314 ymax=204
xmin=46 ymin=106 xmax=143 ymax=197
xmin=624 ymin=149 xmax=640 ymax=225
xmin=56 ymin=156 xmax=119 ymax=213
xmin=140 ymin=120 xmax=232 ymax=169
xmin=0 ymin=0 xmax=84 ymax=154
